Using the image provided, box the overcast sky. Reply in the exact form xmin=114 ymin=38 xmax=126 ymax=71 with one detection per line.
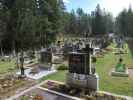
xmin=63 ymin=0 xmax=133 ymax=17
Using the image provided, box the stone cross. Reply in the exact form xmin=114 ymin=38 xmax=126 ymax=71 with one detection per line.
xmin=83 ymin=43 xmax=94 ymax=74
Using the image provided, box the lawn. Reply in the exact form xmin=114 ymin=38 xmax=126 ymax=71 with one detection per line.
xmin=41 ymin=43 xmax=133 ymax=96
xmin=40 ymin=70 xmax=67 ymax=82
xmin=96 ymin=43 xmax=133 ymax=96
xmin=0 ymin=60 xmax=16 ymax=75
xmin=96 ymin=52 xmax=133 ymax=96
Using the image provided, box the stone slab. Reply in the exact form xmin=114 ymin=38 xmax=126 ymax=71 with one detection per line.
xmin=66 ymin=73 xmax=99 ymax=91
xmin=16 ymin=68 xmax=57 ymax=80
xmin=111 ymin=68 xmax=129 ymax=77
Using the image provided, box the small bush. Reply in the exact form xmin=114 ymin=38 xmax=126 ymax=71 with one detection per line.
xmin=57 ymin=64 xmax=68 ymax=70
xmin=1 ymin=58 xmax=5 ymax=61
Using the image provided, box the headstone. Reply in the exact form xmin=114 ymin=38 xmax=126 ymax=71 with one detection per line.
xmin=111 ymin=58 xmax=129 ymax=77
xmin=39 ymin=48 xmax=53 ymax=70
xmin=66 ymin=43 xmax=99 ymax=91
xmin=40 ymin=49 xmax=52 ymax=65
xmin=69 ymin=52 xmax=89 ymax=74
xmin=115 ymin=58 xmax=125 ymax=72
xmin=63 ymin=43 xmax=73 ymax=58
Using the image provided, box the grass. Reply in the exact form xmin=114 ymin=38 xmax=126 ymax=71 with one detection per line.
xmin=0 ymin=60 xmax=16 ymax=75
xmin=96 ymin=52 xmax=133 ymax=96
xmin=96 ymin=43 xmax=133 ymax=96
xmin=40 ymin=43 xmax=133 ymax=96
xmin=40 ymin=71 xmax=67 ymax=82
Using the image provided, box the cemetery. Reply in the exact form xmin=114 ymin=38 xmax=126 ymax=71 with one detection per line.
xmin=0 ymin=39 xmax=133 ymax=100
xmin=1 ymin=0 xmax=133 ymax=100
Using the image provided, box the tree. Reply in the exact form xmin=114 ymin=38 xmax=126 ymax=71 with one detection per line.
xmin=0 ymin=0 xmax=5 ymax=56
xmin=116 ymin=6 xmax=133 ymax=37
xmin=104 ymin=12 xmax=114 ymax=33
xmin=91 ymin=4 xmax=107 ymax=35
xmin=116 ymin=9 xmax=127 ymax=36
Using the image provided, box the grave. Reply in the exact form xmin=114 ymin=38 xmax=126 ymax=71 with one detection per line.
xmin=0 ymin=74 xmax=36 ymax=99
xmin=66 ymin=43 xmax=99 ymax=91
xmin=8 ymin=80 xmax=129 ymax=100
xmin=39 ymin=49 xmax=52 ymax=68
xmin=111 ymin=58 xmax=129 ymax=77
xmin=52 ymin=45 xmax=64 ymax=64
xmin=17 ymin=49 xmax=57 ymax=80
xmin=63 ymin=42 xmax=73 ymax=59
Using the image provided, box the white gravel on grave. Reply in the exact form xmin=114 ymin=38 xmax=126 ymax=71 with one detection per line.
xmin=16 ymin=68 xmax=57 ymax=80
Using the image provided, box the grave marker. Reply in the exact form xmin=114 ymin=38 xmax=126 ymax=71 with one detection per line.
xmin=66 ymin=43 xmax=99 ymax=90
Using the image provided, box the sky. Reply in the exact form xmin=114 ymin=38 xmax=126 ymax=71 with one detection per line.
xmin=63 ymin=0 xmax=133 ymax=17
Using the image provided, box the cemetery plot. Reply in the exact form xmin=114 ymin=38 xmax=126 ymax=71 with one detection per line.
xmin=0 ymin=74 xmax=36 ymax=99
xmin=16 ymin=49 xmax=57 ymax=80
xmin=39 ymin=42 xmax=133 ymax=97
xmin=15 ymin=82 xmax=74 ymax=100
xmin=16 ymin=64 xmax=57 ymax=80
xmin=111 ymin=58 xmax=129 ymax=77
xmin=40 ymin=80 xmax=127 ymax=100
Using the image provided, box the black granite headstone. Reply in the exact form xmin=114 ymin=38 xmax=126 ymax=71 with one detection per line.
xmin=68 ymin=44 xmax=94 ymax=75
xmin=69 ymin=52 xmax=89 ymax=74
xmin=40 ymin=50 xmax=52 ymax=64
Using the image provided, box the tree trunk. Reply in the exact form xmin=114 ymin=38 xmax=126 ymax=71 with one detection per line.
xmin=16 ymin=52 xmax=19 ymax=69
xmin=0 ymin=41 xmax=4 ymax=57
xmin=12 ymin=40 xmax=16 ymax=57
xmin=20 ymin=50 xmax=24 ymax=76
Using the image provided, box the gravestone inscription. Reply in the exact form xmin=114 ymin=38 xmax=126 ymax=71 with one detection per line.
xmin=69 ymin=52 xmax=88 ymax=74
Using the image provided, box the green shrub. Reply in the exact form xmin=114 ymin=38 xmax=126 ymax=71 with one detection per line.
xmin=57 ymin=64 xmax=68 ymax=70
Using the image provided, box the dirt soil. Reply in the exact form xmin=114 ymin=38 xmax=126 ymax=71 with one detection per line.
xmin=0 ymin=78 xmax=37 ymax=100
